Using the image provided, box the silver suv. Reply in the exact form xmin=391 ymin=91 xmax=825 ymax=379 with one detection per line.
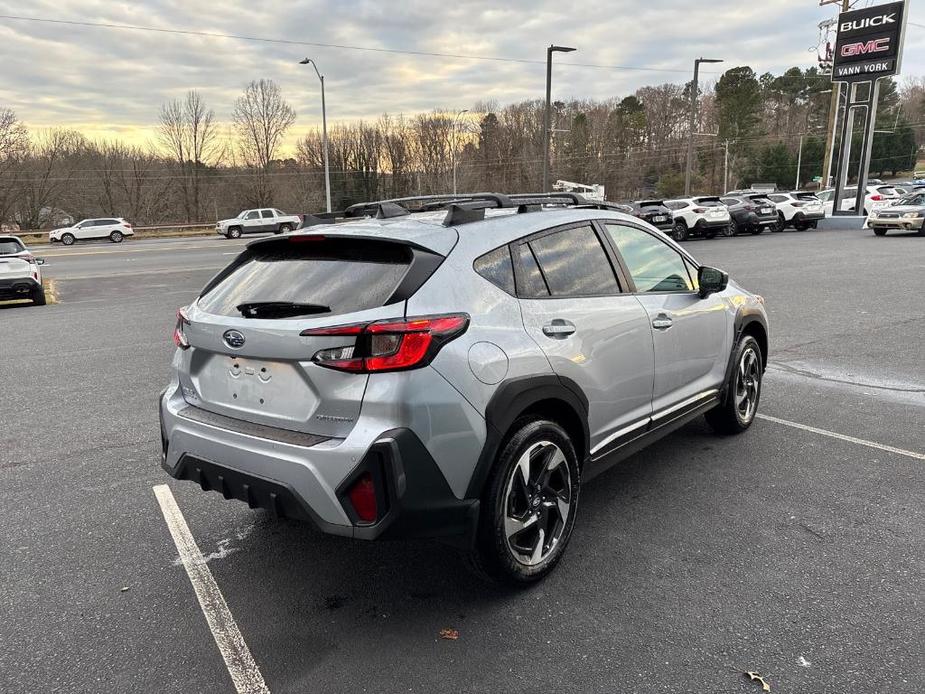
xmin=159 ymin=193 xmax=769 ymax=584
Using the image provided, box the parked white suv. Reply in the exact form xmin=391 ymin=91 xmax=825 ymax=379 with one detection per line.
xmin=216 ymin=209 xmax=302 ymax=239
xmin=0 ymin=235 xmax=46 ymax=305
xmin=817 ymin=185 xmax=900 ymax=217
xmin=664 ymin=197 xmax=731 ymax=242
xmin=765 ymin=191 xmax=825 ymax=231
xmin=49 ymin=218 xmax=134 ymax=245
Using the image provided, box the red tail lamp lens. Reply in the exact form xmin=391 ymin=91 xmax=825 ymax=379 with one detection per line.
xmin=347 ymin=472 xmax=377 ymax=523
xmin=301 ymin=314 xmax=469 ymax=373
xmin=173 ymin=308 xmax=190 ymax=349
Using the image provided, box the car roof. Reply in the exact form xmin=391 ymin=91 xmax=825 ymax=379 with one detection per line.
xmin=250 ymin=207 xmax=650 ymax=258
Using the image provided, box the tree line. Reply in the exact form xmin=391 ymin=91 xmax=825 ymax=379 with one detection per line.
xmin=1 ymin=68 xmax=922 ymax=229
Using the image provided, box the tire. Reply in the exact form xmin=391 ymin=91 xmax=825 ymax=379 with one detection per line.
xmin=61 ymin=233 xmax=75 ymax=246
xmin=705 ymin=334 xmax=763 ymax=435
xmin=671 ymin=220 xmax=688 ymax=242
xmin=873 ymin=228 xmax=887 ymax=236
xmin=278 ymin=223 xmax=293 ymax=234
xmin=723 ymin=220 xmax=737 ymax=237
xmin=750 ymin=224 xmax=763 ymax=235
xmin=773 ymin=213 xmax=786 ymax=232
xmin=918 ymin=224 xmax=925 ymax=237
xmin=109 ymin=230 xmax=123 ymax=243
xmin=227 ymin=226 xmax=242 ymax=239
xmin=470 ymin=418 xmax=580 ymax=585
xmin=703 ymin=228 xmax=718 ymax=240
xmin=793 ymin=221 xmax=810 ymax=232
xmin=32 ymin=286 xmax=47 ymax=306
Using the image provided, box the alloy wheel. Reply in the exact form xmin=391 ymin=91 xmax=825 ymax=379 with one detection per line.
xmin=503 ymin=441 xmax=572 ymax=567
xmin=735 ymin=347 xmax=761 ymax=424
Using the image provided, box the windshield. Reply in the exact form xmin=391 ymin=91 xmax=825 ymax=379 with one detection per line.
xmin=198 ymin=237 xmax=415 ymax=318
xmin=236 ymin=210 xmax=248 ymax=219
xmin=0 ymin=239 xmax=24 ymax=255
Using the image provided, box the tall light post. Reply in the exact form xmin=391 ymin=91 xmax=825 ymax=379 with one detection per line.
xmin=300 ymin=57 xmax=332 ymax=214
xmin=542 ymin=44 xmax=576 ymax=193
xmin=451 ymin=109 xmax=469 ymax=195
xmin=684 ymin=57 xmax=723 ymax=196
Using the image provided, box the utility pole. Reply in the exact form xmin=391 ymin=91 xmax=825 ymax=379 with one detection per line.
xmin=723 ymin=140 xmax=730 ymax=194
xmin=795 ymin=134 xmax=804 ymax=191
xmin=542 ymin=45 xmax=576 ymax=193
xmin=821 ymin=0 xmax=850 ymax=188
xmin=685 ymin=57 xmax=723 ymax=196
xmin=451 ymin=109 xmax=469 ymax=195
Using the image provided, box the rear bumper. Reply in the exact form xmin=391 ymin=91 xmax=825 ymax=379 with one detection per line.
xmin=159 ymin=383 xmax=480 ymax=543
xmin=794 ymin=210 xmax=825 ymax=222
xmin=0 ymin=277 xmax=39 ymax=299
xmin=695 ymin=218 xmax=730 ymax=230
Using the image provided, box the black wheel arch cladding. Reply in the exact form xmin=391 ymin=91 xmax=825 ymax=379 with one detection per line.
xmin=465 ymin=374 xmax=590 ymax=499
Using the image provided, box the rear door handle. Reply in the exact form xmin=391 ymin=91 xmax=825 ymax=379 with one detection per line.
xmin=652 ymin=314 xmax=673 ymax=330
xmin=542 ymin=319 xmax=576 ymax=338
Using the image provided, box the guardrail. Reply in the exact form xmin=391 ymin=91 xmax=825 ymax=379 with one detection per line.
xmin=12 ymin=223 xmax=217 ymax=245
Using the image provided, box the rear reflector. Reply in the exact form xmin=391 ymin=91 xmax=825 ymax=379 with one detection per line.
xmin=302 ymin=313 xmax=469 ymax=373
xmin=347 ymin=472 xmax=377 ymax=523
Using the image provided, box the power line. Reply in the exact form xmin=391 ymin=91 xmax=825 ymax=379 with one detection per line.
xmin=0 ymin=14 xmax=704 ymax=75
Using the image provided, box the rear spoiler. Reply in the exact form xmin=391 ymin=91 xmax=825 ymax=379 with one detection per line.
xmin=635 ymin=199 xmax=665 ymax=206
xmin=693 ymin=196 xmax=722 ymax=203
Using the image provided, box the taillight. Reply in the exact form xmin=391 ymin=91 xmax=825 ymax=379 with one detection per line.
xmin=693 ymin=207 xmax=707 ymax=213
xmin=21 ymin=253 xmax=35 ymax=264
xmin=124 ymin=222 xmax=133 ymax=229
xmin=346 ymin=472 xmax=377 ymax=523
xmin=302 ymin=313 xmax=469 ymax=373
xmin=870 ymin=194 xmax=883 ymax=201
xmin=792 ymin=201 xmax=806 ymax=207
xmin=173 ymin=308 xmax=190 ymax=349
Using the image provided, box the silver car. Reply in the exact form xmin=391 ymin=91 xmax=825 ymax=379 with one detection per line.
xmin=868 ymin=191 xmax=925 ymax=236
xmin=159 ymin=193 xmax=769 ymax=584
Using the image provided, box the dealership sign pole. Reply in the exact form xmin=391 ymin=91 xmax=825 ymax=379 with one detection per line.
xmin=830 ymin=0 xmax=908 ymax=217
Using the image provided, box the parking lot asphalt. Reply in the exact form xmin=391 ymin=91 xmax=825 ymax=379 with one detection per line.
xmin=1 ymin=227 xmax=922 ymax=694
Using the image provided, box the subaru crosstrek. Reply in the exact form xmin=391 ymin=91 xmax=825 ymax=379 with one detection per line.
xmin=159 ymin=193 xmax=769 ymax=584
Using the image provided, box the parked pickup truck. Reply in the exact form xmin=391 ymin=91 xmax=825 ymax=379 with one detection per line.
xmin=216 ymin=209 xmax=302 ymax=239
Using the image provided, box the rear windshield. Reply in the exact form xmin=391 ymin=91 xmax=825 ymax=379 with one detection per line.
xmin=749 ymin=196 xmax=773 ymax=205
xmin=694 ymin=199 xmax=724 ymax=207
xmin=637 ymin=201 xmax=665 ymax=210
xmin=198 ymin=237 xmax=415 ymax=318
xmin=876 ymin=186 xmax=898 ymax=196
xmin=794 ymin=193 xmax=819 ymax=201
xmin=0 ymin=239 xmax=24 ymax=255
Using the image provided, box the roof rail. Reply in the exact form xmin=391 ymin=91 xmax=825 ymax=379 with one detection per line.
xmin=344 ymin=193 xmax=513 ymax=218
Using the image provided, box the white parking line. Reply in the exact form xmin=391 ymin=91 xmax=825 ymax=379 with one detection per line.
xmin=153 ymin=485 xmax=271 ymax=694
xmin=757 ymin=414 xmax=925 ymax=461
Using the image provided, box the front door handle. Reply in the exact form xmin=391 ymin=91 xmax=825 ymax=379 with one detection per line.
xmin=542 ymin=319 xmax=576 ymax=338
xmin=652 ymin=314 xmax=673 ymax=330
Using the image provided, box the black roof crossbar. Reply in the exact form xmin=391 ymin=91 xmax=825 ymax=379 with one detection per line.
xmin=339 ymin=191 xmax=634 ymax=227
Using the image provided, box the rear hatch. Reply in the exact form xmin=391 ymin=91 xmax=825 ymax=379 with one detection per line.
xmin=636 ymin=200 xmax=672 ymax=226
xmin=694 ymin=197 xmax=729 ymax=221
xmin=179 ymin=234 xmax=444 ymax=438
xmin=746 ymin=194 xmax=776 ymax=218
xmin=0 ymin=256 xmax=32 ymax=282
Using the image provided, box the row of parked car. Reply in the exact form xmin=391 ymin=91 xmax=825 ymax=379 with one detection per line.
xmin=614 ymin=191 xmax=825 ymax=242
xmin=617 ymin=182 xmax=925 ymax=241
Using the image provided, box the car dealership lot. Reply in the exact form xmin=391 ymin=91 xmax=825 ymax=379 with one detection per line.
xmin=1 ymin=229 xmax=922 ymax=693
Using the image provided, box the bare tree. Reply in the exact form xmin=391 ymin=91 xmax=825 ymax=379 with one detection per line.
xmin=158 ymin=90 xmax=220 ymax=221
xmin=0 ymin=108 xmax=29 ymax=225
xmin=232 ymin=79 xmax=296 ymax=205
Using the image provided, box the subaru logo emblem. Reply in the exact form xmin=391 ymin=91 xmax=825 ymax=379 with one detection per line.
xmin=223 ymin=329 xmax=246 ymax=349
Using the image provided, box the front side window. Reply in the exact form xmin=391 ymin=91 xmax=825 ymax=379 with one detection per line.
xmin=245 ymin=211 xmax=260 ymax=220
xmin=527 ymin=225 xmax=620 ymax=298
xmin=605 ymin=223 xmax=694 ymax=293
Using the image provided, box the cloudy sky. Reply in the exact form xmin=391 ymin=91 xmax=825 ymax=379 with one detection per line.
xmin=1 ymin=0 xmax=923 ymax=149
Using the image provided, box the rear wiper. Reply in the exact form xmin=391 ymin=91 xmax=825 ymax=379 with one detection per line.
xmin=236 ymin=301 xmax=331 ymax=319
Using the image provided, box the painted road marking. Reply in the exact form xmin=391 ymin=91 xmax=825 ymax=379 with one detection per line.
xmin=153 ymin=485 xmax=270 ymax=694
xmin=757 ymin=414 xmax=925 ymax=461
xmin=40 ymin=241 xmax=249 ymax=258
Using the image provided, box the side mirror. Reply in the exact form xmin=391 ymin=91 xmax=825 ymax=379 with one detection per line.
xmin=35 ymin=257 xmax=46 ymax=266
xmin=698 ymin=265 xmax=728 ymax=298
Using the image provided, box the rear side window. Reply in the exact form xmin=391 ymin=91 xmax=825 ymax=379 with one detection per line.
xmin=199 ymin=238 xmax=416 ymax=318
xmin=474 ymin=246 xmax=515 ymax=295
xmin=514 ymin=244 xmax=550 ymax=298
xmin=664 ymin=201 xmax=687 ymax=210
xmin=720 ymin=198 xmax=740 ymax=205
xmin=768 ymin=195 xmax=787 ymax=203
xmin=261 ymin=210 xmax=274 ymax=219
xmin=526 ymin=225 xmax=620 ymax=298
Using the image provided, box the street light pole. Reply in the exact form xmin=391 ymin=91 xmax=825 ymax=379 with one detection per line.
xmin=300 ymin=58 xmax=332 ymax=214
xmin=451 ymin=109 xmax=469 ymax=195
xmin=685 ymin=57 xmax=723 ymax=197
xmin=542 ymin=44 xmax=576 ymax=193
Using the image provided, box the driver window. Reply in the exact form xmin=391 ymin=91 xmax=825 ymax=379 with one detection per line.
xmin=604 ymin=223 xmax=694 ymax=293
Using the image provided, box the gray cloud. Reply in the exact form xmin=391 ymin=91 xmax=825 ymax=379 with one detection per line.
xmin=1 ymin=0 xmax=922 ymax=146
